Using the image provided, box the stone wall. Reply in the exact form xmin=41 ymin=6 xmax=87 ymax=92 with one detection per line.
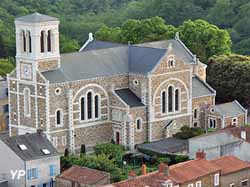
xmin=38 ymin=59 xmax=59 ymax=72
xmin=180 ymin=172 xmax=217 ymax=187
xmin=220 ymin=168 xmax=250 ymax=187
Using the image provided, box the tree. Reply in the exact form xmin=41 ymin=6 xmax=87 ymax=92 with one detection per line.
xmin=0 ymin=58 xmax=15 ymax=76
xmin=178 ymin=19 xmax=232 ymax=62
xmin=59 ymin=35 xmax=80 ymax=53
xmin=207 ymin=54 xmax=250 ymax=107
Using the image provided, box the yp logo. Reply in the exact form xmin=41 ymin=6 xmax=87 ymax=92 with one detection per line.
xmin=10 ymin=170 xmax=26 ymax=180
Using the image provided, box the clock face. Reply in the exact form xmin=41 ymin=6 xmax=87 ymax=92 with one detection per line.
xmin=21 ymin=63 xmax=32 ymax=80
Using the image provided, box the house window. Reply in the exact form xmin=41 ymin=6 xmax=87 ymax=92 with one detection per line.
xmin=136 ymin=118 xmax=142 ymax=131
xmin=214 ymin=173 xmax=219 ymax=186
xmin=193 ymin=108 xmax=198 ymax=119
xmin=193 ymin=122 xmax=198 ymax=127
xmin=188 ymin=184 xmax=194 ymax=187
xmin=24 ymin=88 xmax=31 ymax=117
xmin=40 ymin=30 xmax=45 ymax=53
xmin=241 ymin=180 xmax=248 ymax=186
xmin=27 ymin=31 xmax=32 ymax=53
xmin=168 ymin=56 xmax=175 ymax=68
xmin=196 ymin=181 xmax=201 ymax=187
xmin=175 ymin=88 xmax=180 ymax=111
xmin=208 ymin=118 xmax=216 ymax=129
xmin=95 ymin=95 xmax=100 ymax=118
xmin=49 ymin=165 xmax=56 ymax=177
xmin=241 ymin=130 xmax=246 ymax=140
xmin=230 ymin=183 xmax=235 ymax=187
xmin=80 ymin=97 xmax=85 ymax=121
xmin=232 ymin=117 xmax=238 ymax=126
xmin=27 ymin=168 xmax=38 ymax=180
xmin=47 ymin=30 xmax=52 ymax=52
xmin=168 ymin=86 xmax=173 ymax=112
xmin=22 ymin=30 xmax=26 ymax=52
xmin=80 ymin=91 xmax=101 ymax=121
xmin=55 ymin=109 xmax=63 ymax=126
xmin=133 ymin=79 xmax=139 ymax=86
xmin=161 ymin=91 xmax=166 ymax=113
xmin=87 ymin=92 xmax=92 ymax=119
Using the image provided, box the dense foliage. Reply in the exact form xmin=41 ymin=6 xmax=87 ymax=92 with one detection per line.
xmin=207 ymin=54 xmax=250 ymax=107
xmin=173 ymin=126 xmax=204 ymax=139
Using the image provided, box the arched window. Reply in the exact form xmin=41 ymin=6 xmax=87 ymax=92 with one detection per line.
xmin=175 ymin=89 xmax=180 ymax=111
xmin=40 ymin=31 xmax=45 ymax=53
xmin=168 ymin=86 xmax=173 ymax=112
xmin=136 ymin=118 xmax=142 ymax=131
xmin=193 ymin=108 xmax=198 ymax=119
xmin=47 ymin=30 xmax=52 ymax=52
xmin=56 ymin=109 xmax=63 ymax=126
xmin=27 ymin=31 xmax=32 ymax=53
xmin=24 ymin=88 xmax=30 ymax=116
xmin=87 ymin=92 xmax=92 ymax=119
xmin=161 ymin=91 xmax=166 ymax=113
xmin=80 ymin=97 xmax=85 ymax=121
xmin=22 ymin=30 xmax=26 ymax=52
xmin=95 ymin=95 xmax=100 ymax=118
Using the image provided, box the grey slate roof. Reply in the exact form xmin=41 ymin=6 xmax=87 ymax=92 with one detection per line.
xmin=136 ymin=39 xmax=195 ymax=64
xmin=115 ymin=88 xmax=145 ymax=108
xmin=16 ymin=13 xmax=58 ymax=23
xmin=192 ymin=76 xmax=215 ymax=98
xmin=137 ymin=137 xmax=188 ymax=155
xmin=1 ymin=133 xmax=59 ymax=161
xmin=81 ymin=40 xmax=124 ymax=51
xmin=42 ymin=39 xmax=196 ymax=84
xmin=215 ymin=101 xmax=246 ymax=117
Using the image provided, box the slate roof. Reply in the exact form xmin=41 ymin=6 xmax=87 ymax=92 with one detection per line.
xmin=1 ymin=132 xmax=59 ymax=161
xmin=136 ymin=39 xmax=195 ymax=64
xmin=210 ymin=156 xmax=250 ymax=175
xmin=115 ymin=88 xmax=145 ymax=108
xmin=58 ymin=165 xmax=110 ymax=185
xmin=42 ymin=46 xmax=167 ymax=83
xmin=42 ymin=38 xmax=199 ymax=84
xmin=16 ymin=13 xmax=58 ymax=23
xmin=215 ymin=100 xmax=246 ymax=117
xmin=192 ymin=76 xmax=215 ymax=98
xmin=81 ymin=40 xmax=124 ymax=52
xmin=137 ymin=137 xmax=188 ymax=155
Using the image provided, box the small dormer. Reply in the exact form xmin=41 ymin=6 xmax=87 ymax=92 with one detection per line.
xmin=15 ymin=13 xmax=60 ymax=72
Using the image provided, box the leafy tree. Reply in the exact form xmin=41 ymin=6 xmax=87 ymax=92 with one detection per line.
xmin=178 ymin=19 xmax=232 ymax=62
xmin=0 ymin=58 xmax=15 ymax=76
xmin=207 ymin=54 xmax=250 ymax=106
xmin=59 ymin=35 xmax=80 ymax=53
xmin=173 ymin=126 xmax=204 ymax=139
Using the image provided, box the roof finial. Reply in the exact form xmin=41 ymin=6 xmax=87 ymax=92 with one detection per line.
xmin=175 ymin=32 xmax=180 ymax=40
xmin=88 ymin=32 xmax=94 ymax=42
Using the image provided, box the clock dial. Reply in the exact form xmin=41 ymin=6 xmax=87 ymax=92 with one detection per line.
xmin=21 ymin=63 xmax=32 ymax=80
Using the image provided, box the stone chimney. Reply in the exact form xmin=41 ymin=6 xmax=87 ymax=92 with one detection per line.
xmin=128 ymin=170 xmax=136 ymax=179
xmin=196 ymin=150 xmax=206 ymax=160
xmin=141 ymin=164 xmax=147 ymax=175
xmin=158 ymin=163 xmax=169 ymax=176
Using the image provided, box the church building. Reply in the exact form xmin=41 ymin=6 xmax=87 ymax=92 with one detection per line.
xmin=7 ymin=13 xmax=247 ymax=153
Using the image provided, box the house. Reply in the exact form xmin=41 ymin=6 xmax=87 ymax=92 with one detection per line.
xmin=56 ymin=165 xmax=110 ymax=187
xmin=0 ymin=76 xmax=8 ymax=132
xmin=7 ymin=12 xmax=247 ymax=154
xmin=189 ymin=126 xmax=250 ymax=161
xmin=103 ymin=153 xmax=250 ymax=187
xmin=0 ymin=131 xmax=60 ymax=187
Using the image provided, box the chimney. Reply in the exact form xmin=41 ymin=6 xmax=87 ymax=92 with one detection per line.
xmin=196 ymin=150 xmax=206 ymax=160
xmin=128 ymin=170 xmax=136 ymax=179
xmin=141 ymin=164 xmax=147 ymax=175
xmin=241 ymin=130 xmax=246 ymax=140
xmin=158 ymin=163 xmax=169 ymax=176
xmin=37 ymin=129 xmax=43 ymax=136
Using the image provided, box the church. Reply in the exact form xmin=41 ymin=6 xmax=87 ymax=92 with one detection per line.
xmin=7 ymin=13 xmax=247 ymax=153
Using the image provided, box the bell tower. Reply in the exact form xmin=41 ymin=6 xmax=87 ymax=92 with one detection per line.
xmin=15 ymin=12 xmax=60 ymax=80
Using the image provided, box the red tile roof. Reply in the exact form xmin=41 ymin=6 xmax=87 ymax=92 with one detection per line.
xmin=58 ymin=165 xmax=109 ymax=185
xmin=104 ymin=156 xmax=250 ymax=187
xmin=210 ymin=156 xmax=250 ymax=175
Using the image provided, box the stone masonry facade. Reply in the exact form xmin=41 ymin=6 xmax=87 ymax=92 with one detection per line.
xmin=7 ymin=13 xmax=247 ymax=154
